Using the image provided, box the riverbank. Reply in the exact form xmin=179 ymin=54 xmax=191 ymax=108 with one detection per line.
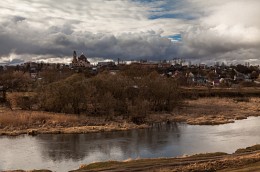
xmin=72 ymin=145 xmax=260 ymax=172
xmin=0 ymin=110 xmax=148 ymax=136
xmin=149 ymin=97 xmax=260 ymax=125
xmin=0 ymin=97 xmax=259 ymax=136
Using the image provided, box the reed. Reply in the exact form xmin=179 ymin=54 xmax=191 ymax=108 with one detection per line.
xmin=0 ymin=109 xmax=81 ymax=128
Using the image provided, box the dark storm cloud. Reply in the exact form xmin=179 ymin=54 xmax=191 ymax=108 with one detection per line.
xmin=0 ymin=17 xmax=178 ymax=61
xmin=50 ymin=31 xmax=178 ymax=60
xmin=0 ymin=0 xmax=260 ymax=64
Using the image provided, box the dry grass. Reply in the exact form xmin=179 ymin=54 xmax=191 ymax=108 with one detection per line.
xmin=148 ymin=97 xmax=260 ymax=125
xmin=73 ymin=145 xmax=260 ymax=172
xmin=2 ymin=170 xmax=52 ymax=172
xmin=188 ymin=152 xmax=228 ymax=158
xmin=170 ymin=153 xmax=260 ymax=172
xmin=0 ymin=108 xmax=82 ymax=129
xmin=79 ymin=161 xmax=123 ymax=170
xmin=235 ymin=145 xmax=260 ymax=154
xmin=0 ymin=97 xmax=259 ymax=135
xmin=0 ymin=107 xmax=148 ymax=136
xmin=218 ymin=161 xmax=260 ymax=172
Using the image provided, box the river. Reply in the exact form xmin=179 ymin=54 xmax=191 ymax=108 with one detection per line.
xmin=0 ymin=117 xmax=259 ymax=172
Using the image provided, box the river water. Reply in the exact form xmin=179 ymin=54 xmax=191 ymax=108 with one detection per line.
xmin=0 ymin=117 xmax=259 ymax=172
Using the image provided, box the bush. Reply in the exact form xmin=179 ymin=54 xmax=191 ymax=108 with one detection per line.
xmin=0 ymin=71 xmax=32 ymax=91
xmin=128 ymin=99 xmax=150 ymax=124
xmin=6 ymin=92 xmax=36 ymax=110
xmin=37 ymin=71 xmax=182 ymax=117
xmin=38 ymin=74 xmax=90 ymax=114
xmin=141 ymin=75 xmax=180 ymax=111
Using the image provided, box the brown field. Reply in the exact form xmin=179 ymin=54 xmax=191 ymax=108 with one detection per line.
xmin=218 ymin=161 xmax=260 ymax=172
xmin=148 ymin=97 xmax=260 ymax=125
xmin=0 ymin=108 xmax=148 ymax=136
xmin=0 ymin=97 xmax=259 ymax=135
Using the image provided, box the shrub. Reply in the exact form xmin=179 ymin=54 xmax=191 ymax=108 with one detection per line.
xmin=36 ymin=71 xmax=182 ymax=117
xmin=6 ymin=92 xmax=36 ymax=110
xmin=38 ymin=74 xmax=90 ymax=114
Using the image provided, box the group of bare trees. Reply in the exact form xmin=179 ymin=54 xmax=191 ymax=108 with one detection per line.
xmin=0 ymin=66 xmax=181 ymax=123
xmin=0 ymin=71 xmax=32 ymax=91
xmin=37 ymin=71 xmax=181 ymax=121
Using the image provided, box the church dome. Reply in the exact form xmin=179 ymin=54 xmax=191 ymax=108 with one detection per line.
xmin=78 ymin=54 xmax=87 ymax=62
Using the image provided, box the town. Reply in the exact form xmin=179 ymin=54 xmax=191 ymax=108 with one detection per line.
xmin=0 ymin=52 xmax=260 ymax=172
xmin=0 ymin=50 xmax=259 ymax=93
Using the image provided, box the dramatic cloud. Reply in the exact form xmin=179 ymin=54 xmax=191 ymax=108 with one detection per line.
xmin=179 ymin=0 xmax=260 ymax=64
xmin=0 ymin=0 xmax=259 ymax=64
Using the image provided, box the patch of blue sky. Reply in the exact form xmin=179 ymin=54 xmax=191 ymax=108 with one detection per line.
xmin=149 ymin=13 xmax=196 ymax=20
xmin=137 ymin=0 xmax=154 ymax=2
xmin=132 ymin=0 xmax=163 ymax=3
xmin=155 ymin=1 xmax=178 ymax=11
xmin=133 ymin=0 xmax=197 ymax=20
xmin=133 ymin=0 xmax=177 ymax=11
xmin=165 ymin=34 xmax=182 ymax=42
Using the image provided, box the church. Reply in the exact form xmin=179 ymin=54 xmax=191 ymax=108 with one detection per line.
xmin=71 ymin=51 xmax=91 ymax=68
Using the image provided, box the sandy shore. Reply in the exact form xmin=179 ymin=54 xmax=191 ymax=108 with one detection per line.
xmin=0 ymin=97 xmax=259 ymax=136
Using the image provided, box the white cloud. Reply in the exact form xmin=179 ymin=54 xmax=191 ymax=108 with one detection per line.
xmin=178 ymin=0 xmax=260 ymax=64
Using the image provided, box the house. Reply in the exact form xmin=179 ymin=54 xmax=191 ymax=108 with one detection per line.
xmin=97 ymin=61 xmax=116 ymax=69
xmin=186 ymin=72 xmax=195 ymax=85
xmin=158 ymin=62 xmax=171 ymax=68
xmin=195 ymin=75 xmax=207 ymax=85
xmin=213 ymin=78 xmax=220 ymax=86
xmin=233 ymin=69 xmax=249 ymax=81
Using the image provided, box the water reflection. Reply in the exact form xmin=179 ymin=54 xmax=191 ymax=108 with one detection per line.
xmin=0 ymin=117 xmax=259 ymax=172
xmin=37 ymin=122 xmax=182 ymax=162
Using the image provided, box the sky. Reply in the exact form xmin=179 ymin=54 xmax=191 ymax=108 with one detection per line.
xmin=0 ymin=0 xmax=260 ymax=65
